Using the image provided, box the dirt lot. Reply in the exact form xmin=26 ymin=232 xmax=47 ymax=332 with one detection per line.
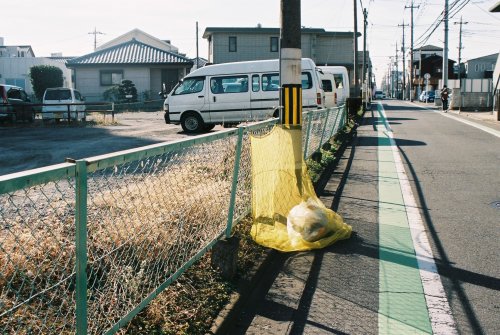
xmin=0 ymin=111 xmax=225 ymax=176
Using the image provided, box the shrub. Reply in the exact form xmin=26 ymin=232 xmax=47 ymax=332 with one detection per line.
xmin=29 ymin=65 xmax=64 ymax=101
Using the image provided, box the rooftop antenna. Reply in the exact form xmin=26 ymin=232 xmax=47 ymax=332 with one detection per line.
xmin=88 ymin=27 xmax=105 ymax=51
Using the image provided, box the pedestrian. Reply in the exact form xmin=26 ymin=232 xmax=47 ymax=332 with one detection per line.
xmin=441 ymin=85 xmax=449 ymax=112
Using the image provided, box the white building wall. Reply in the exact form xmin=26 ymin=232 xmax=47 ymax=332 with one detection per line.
xmin=0 ymin=57 xmax=72 ymax=96
xmin=74 ymin=66 xmax=151 ymax=102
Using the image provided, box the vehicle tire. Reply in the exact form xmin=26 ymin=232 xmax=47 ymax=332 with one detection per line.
xmin=204 ymin=124 xmax=215 ymax=131
xmin=181 ymin=112 xmax=204 ymax=133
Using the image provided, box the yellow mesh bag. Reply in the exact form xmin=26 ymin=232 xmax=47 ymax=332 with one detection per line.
xmin=250 ymin=126 xmax=351 ymax=252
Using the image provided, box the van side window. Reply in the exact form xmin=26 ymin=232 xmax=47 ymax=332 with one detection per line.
xmin=210 ymin=76 xmax=248 ymax=94
xmin=252 ymin=75 xmax=260 ymax=92
xmin=262 ymin=73 xmax=279 ymax=91
xmin=322 ymin=80 xmax=333 ymax=92
xmin=333 ymin=74 xmax=344 ymax=88
xmin=301 ymin=72 xmax=313 ymax=89
xmin=74 ymin=91 xmax=82 ymax=101
xmin=173 ymin=77 xmax=205 ymax=95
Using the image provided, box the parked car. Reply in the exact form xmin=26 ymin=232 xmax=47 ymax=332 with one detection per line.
xmin=374 ymin=90 xmax=384 ymax=100
xmin=41 ymin=88 xmax=86 ymax=122
xmin=317 ymin=66 xmax=350 ymax=105
xmin=419 ymin=91 xmax=435 ymax=102
xmin=164 ymin=58 xmax=325 ymax=133
xmin=0 ymin=84 xmax=33 ymax=123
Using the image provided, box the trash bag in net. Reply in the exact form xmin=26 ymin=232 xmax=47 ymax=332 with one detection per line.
xmin=250 ymin=126 xmax=351 ymax=252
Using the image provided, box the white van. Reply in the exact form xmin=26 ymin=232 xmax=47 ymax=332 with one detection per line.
xmin=318 ymin=71 xmax=339 ymax=108
xmin=41 ymin=88 xmax=86 ymax=121
xmin=163 ymin=58 xmax=325 ymax=133
xmin=318 ymin=66 xmax=350 ymax=105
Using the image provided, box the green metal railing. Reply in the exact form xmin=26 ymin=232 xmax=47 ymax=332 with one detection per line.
xmin=0 ymin=106 xmax=346 ymax=334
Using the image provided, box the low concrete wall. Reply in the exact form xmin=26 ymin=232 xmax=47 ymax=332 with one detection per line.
xmin=449 ymin=88 xmax=493 ymax=111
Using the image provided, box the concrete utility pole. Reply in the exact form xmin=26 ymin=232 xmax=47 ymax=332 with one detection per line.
xmin=196 ymin=22 xmax=199 ymax=69
xmin=398 ymin=22 xmax=409 ymax=100
xmin=405 ymin=1 xmax=419 ymax=101
xmin=395 ymin=42 xmax=399 ymax=99
xmin=280 ymin=0 xmax=302 ymax=192
xmin=88 ymin=27 xmax=104 ymax=51
xmin=363 ymin=8 xmax=368 ymax=107
xmin=443 ymin=0 xmax=449 ymax=88
xmin=454 ymin=17 xmax=468 ymax=86
xmin=353 ymin=0 xmax=359 ymax=97
xmin=454 ymin=16 xmax=468 ymax=109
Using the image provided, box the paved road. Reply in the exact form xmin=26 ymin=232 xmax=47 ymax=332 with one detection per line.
xmin=217 ymin=100 xmax=499 ymax=334
xmin=0 ymin=111 xmax=224 ymax=176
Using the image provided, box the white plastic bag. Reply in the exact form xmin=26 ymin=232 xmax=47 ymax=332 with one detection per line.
xmin=287 ymin=198 xmax=331 ymax=245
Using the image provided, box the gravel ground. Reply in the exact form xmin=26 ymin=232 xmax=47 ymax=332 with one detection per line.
xmin=0 ymin=111 xmax=225 ymax=176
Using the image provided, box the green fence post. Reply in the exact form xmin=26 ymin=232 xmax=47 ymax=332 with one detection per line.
xmin=75 ymin=160 xmax=88 ymax=335
xmin=225 ymin=127 xmax=244 ymax=238
xmin=303 ymin=112 xmax=312 ymax=160
xmin=329 ymin=107 xmax=341 ymax=139
xmin=318 ymin=108 xmax=331 ymax=151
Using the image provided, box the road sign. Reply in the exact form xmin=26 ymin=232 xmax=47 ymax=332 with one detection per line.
xmin=424 ymin=73 xmax=431 ymax=79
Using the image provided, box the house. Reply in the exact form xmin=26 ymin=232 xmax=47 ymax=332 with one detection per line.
xmin=202 ymin=27 xmax=363 ymax=89
xmin=465 ymin=53 xmax=498 ymax=79
xmin=0 ymin=37 xmax=73 ymax=97
xmin=67 ymin=29 xmax=193 ymax=102
xmin=410 ymin=45 xmax=455 ymax=96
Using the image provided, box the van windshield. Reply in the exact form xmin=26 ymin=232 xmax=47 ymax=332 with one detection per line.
xmin=45 ymin=89 xmax=71 ymax=100
xmin=173 ymin=77 xmax=205 ymax=95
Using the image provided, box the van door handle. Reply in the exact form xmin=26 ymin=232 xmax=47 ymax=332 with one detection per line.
xmin=198 ymin=95 xmax=204 ymax=98
xmin=213 ymin=96 xmax=217 ymax=102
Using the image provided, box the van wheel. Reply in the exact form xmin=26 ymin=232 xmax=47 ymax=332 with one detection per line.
xmin=181 ymin=112 xmax=204 ymax=133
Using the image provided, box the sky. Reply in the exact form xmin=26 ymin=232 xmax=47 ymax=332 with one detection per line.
xmin=2 ymin=0 xmax=499 ymax=87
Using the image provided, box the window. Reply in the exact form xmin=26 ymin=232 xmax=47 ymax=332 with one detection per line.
xmin=100 ymin=70 xmax=123 ymax=86
xmin=262 ymin=73 xmax=280 ymax=91
xmin=74 ymin=90 xmax=82 ymax=101
xmin=173 ymin=76 xmax=205 ymax=95
xmin=301 ymin=72 xmax=313 ymax=89
xmin=333 ymin=74 xmax=344 ymax=88
xmin=252 ymin=75 xmax=260 ymax=92
xmin=475 ymin=64 xmax=479 ymax=72
xmin=270 ymin=37 xmax=279 ymax=52
xmin=45 ymin=89 xmax=71 ymax=100
xmin=5 ymin=78 xmax=25 ymax=89
xmin=7 ymin=88 xmax=21 ymax=100
xmin=229 ymin=36 xmax=237 ymax=52
xmin=210 ymin=75 xmax=248 ymax=94
xmin=322 ymin=80 xmax=333 ymax=92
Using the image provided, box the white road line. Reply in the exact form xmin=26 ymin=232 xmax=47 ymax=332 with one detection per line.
xmin=378 ymin=104 xmax=458 ymax=334
xmin=407 ymin=102 xmax=500 ymax=138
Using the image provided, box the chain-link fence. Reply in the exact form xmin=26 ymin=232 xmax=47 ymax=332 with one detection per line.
xmin=0 ymin=106 xmax=346 ymax=334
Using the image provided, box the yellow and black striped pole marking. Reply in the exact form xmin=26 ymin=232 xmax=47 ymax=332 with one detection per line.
xmin=281 ymin=84 xmax=302 ymax=126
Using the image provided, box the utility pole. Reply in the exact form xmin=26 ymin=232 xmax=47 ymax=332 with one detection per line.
xmin=405 ymin=1 xmax=419 ymax=101
xmin=280 ymin=0 xmax=302 ymax=192
xmin=454 ymin=16 xmax=468 ymax=109
xmin=398 ymin=22 xmax=409 ymax=100
xmin=196 ymin=22 xmax=199 ymax=69
xmin=443 ymin=0 xmax=449 ymax=88
xmin=454 ymin=17 xmax=468 ymax=86
xmin=363 ymin=8 xmax=368 ymax=107
xmin=395 ymin=42 xmax=399 ymax=99
xmin=390 ymin=57 xmax=394 ymax=98
xmin=88 ymin=27 xmax=105 ymax=51
xmin=353 ymin=0 xmax=359 ymax=97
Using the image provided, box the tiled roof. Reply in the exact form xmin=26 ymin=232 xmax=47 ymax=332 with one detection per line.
xmin=67 ymin=39 xmax=192 ymax=66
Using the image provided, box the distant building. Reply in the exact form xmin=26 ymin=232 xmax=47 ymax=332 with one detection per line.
xmin=202 ymin=27 xmax=364 ymax=89
xmin=410 ymin=45 xmax=456 ymax=96
xmin=67 ymin=29 xmax=193 ymax=102
xmin=465 ymin=53 xmax=498 ymax=79
xmin=0 ymin=37 xmax=72 ymax=96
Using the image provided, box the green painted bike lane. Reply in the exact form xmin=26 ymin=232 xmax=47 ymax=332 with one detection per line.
xmin=376 ymin=103 xmax=433 ymax=334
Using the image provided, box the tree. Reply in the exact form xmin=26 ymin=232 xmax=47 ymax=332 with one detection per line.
xmin=29 ymin=65 xmax=64 ymax=101
xmin=118 ymin=79 xmax=138 ymax=102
